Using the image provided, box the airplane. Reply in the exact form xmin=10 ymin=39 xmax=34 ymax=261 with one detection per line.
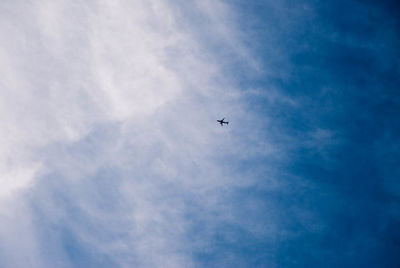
xmin=217 ymin=118 xmax=229 ymax=126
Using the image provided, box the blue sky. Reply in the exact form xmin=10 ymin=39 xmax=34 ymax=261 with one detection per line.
xmin=0 ymin=0 xmax=399 ymax=267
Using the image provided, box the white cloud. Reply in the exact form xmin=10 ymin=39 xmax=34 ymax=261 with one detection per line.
xmin=0 ymin=0 xmax=275 ymax=267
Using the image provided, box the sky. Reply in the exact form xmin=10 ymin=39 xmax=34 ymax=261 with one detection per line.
xmin=0 ymin=0 xmax=399 ymax=267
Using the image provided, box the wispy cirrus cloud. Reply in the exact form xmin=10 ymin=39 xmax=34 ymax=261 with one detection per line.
xmin=0 ymin=0 xmax=275 ymax=267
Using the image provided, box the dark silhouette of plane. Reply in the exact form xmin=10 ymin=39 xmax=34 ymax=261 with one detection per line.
xmin=217 ymin=118 xmax=229 ymax=126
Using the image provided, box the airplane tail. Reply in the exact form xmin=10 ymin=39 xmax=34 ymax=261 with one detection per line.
xmin=227 ymin=122 xmax=229 ymax=125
